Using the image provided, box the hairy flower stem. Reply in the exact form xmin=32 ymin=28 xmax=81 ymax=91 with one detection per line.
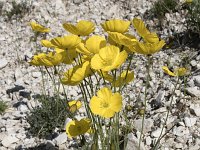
xmin=139 ymin=55 xmax=151 ymax=149
xmin=153 ymin=77 xmax=180 ymax=150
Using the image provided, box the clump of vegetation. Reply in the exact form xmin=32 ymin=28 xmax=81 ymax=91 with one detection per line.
xmin=4 ymin=0 xmax=33 ymax=21
xmin=186 ymin=0 xmax=200 ymax=34
xmin=26 ymin=96 xmax=68 ymax=138
xmin=0 ymin=100 xmax=8 ymax=115
xmin=147 ymin=0 xmax=178 ymax=19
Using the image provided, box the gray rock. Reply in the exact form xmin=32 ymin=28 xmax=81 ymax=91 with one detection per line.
xmin=0 ymin=132 xmax=7 ymax=141
xmin=73 ymin=0 xmax=82 ymax=4
xmin=173 ymin=126 xmax=189 ymax=136
xmin=126 ymin=133 xmax=145 ymax=150
xmin=46 ymin=140 xmax=55 ymax=149
xmin=18 ymin=104 xmax=28 ymax=112
xmin=151 ymin=128 xmax=166 ymax=138
xmin=156 ymin=90 xmax=165 ymax=102
xmin=133 ymin=118 xmax=153 ymax=134
xmin=145 ymin=136 xmax=152 ymax=146
xmin=175 ymin=143 xmax=183 ymax=149
xmin=189 ymin=145 xmax=200 ymax=150
xmin=190 ymin=60 xmax=197 ymax=67
xmin=186 ymin=87 xmax=200 ymax=97
xmin=54 ymin=132 xmax=68 ymax=146
xmin=0 ymin=58 xmax=8 ymax=69
xmin=1 ymin=135 xmax=19 ymax=147
xmin=190 ymin=104 xmax=200 ymax=116
xmin=15 ymin=68 xmax=23 ymax=79
xmin=194 ymin=76 xmax=200 ymax=87
xmin=32 ymin=71 xmax=42 ymax=78
xmin=184 ymin=117 xmax=196 ymax=127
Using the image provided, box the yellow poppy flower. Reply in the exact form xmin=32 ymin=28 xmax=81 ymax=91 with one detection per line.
xmin=91 ymin=45 xmax=128 ymax=71
xmin=40 ymin=52 xmax=63 ymax=67
xmin=89 ymin=87 xmax=122 ymax=118
xmin=113 ymin=70 xmax=134 ymax=87
xmin=108 ymin=32 xmax=137 ymax=48
xmin=76 ymin=35 xmax=106 ymax=58
xmin=162 ymin=66 xmax=187 ymax=77
xmin=29 ymin=52 xmax=63 ymax=67
xmin=134 ymin=40 xmax=165 ymax=55
xmin=50 ymin=35 xmax=81 ymax=49
xmin=29 ymin=53 xmax=46 ymax=66
xmin=132 ymin=18 xmax=159 ymax=43
xmin=55 ymin=48 xmax=78 ymax=64
xmin=66 ymin=118 xmax=91 ymax=138
xmin=41 ymin=40 xmax=54 ymax=48
xmin=101 ymin=19 xmax=130 ymax=33
xmin=30 ymin=22 xmax=50 ymax=33
xmin=68 ymin=100 xmax=82 ymax=113
xmin=61 ymin=61 xmax=92 ymax=86
xmin=63 ymin=20 xmax=95 ymax=36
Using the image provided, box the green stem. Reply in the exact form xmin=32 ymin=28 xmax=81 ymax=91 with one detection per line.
xmin=153 ymin=77 xmax=180 ymax=150
xmin=138 ymin=55 xmax=151 ymax=150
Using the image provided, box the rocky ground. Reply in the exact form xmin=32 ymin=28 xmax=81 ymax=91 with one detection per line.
xmin=0 ymin=0 xmax=200 ymax=149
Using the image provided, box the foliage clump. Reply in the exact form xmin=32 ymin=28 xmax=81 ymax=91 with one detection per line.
xmin=0 ymin=100 xmax=8 ymax=115
xmin=4 ymin=0 xmax=32 ymax=21
xmin=26 ymin=96 xmax=67 ymax=138
xmin=186 ymin=0 xmax=200 ymax=34
xmin=148 ymin=0 xmax=178 ymax=19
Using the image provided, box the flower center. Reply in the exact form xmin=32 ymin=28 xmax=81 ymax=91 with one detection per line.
xmin=101 ymin=102 xmax=109 ymax=108
xmin=77 ymin=126 xmax=82 ymax=132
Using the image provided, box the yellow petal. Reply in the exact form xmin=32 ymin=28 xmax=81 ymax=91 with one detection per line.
xmin=108 ymin=32 xmax=137 ymax=47
xmin=61 ymin=61 xmax=91 ymax=86
xmin=97 ymin=87 xmax=112 ymax=100
xmin=143 ymin=32 xmax=159 ymax=43
xmin=113 ymin=70 xmax=134 ymax=87
xmin=66 ymin=119 xmax=91 ymax=138
xmin=50 ymin=35 xmax=81 ymax=49
xmin=101 ymin=19 xmax=130 ymax=33
xmin=132 ymin=18 xmax=150 ymax=38
xmin=30 ymin=22 xmax=50 ymax=33
xmin=89 ymin=96 xmax=104 ymax=114
xmin=90 ymin=54 xmax=108 ymax=70
xmin=91 ymin=45 xmax=127 ymax=71
xmin=63 ymin=23 xmax=79 ymax=35
xmin=162 ymin=66 xmax=176 ymax=76
xmin=110 ymin=93 xmax=122 ymax=112
xmin=68 ymin=100 xmax=82 ymax=113
xmin=174 ymin=68 xmax=187 ymax=76
xmin=85 ymin=35 xmax=106 ymax=54
xmin=135 ymin=40 xmax=165 ymax=55
xmin=41 ymin=40 xmax=54 ymax=48
xmin=113 ymin=50 xmax=128 ymax=69
xmin=76 ymin=20 xmax=95 ymax=36
xmin=63 ymin=20 xmax=95 ymax=36
xmin=56 ymin=48 xmax=77 ymax=64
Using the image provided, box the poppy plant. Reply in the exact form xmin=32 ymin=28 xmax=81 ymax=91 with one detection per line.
xmin=101 ymin=19 xmax=130 ymax=33
xmin=90 ymin=45 xmax=127 ymax=71
xmin=89 ymin=87 xmax=122 ymax=118
xmin=66 ymin=118 xmax=91 ymax=138
xmin=63 ymin=20 xmax=95 ymax=36
xmin=30 ymin=21 xmax=50 ymax=33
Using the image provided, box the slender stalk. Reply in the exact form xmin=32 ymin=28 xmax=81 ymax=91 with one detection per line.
xmin=138 ymin=55 xmax=151 ymax=149
xmin=153 ymin=77 xmax=180 ymax=150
